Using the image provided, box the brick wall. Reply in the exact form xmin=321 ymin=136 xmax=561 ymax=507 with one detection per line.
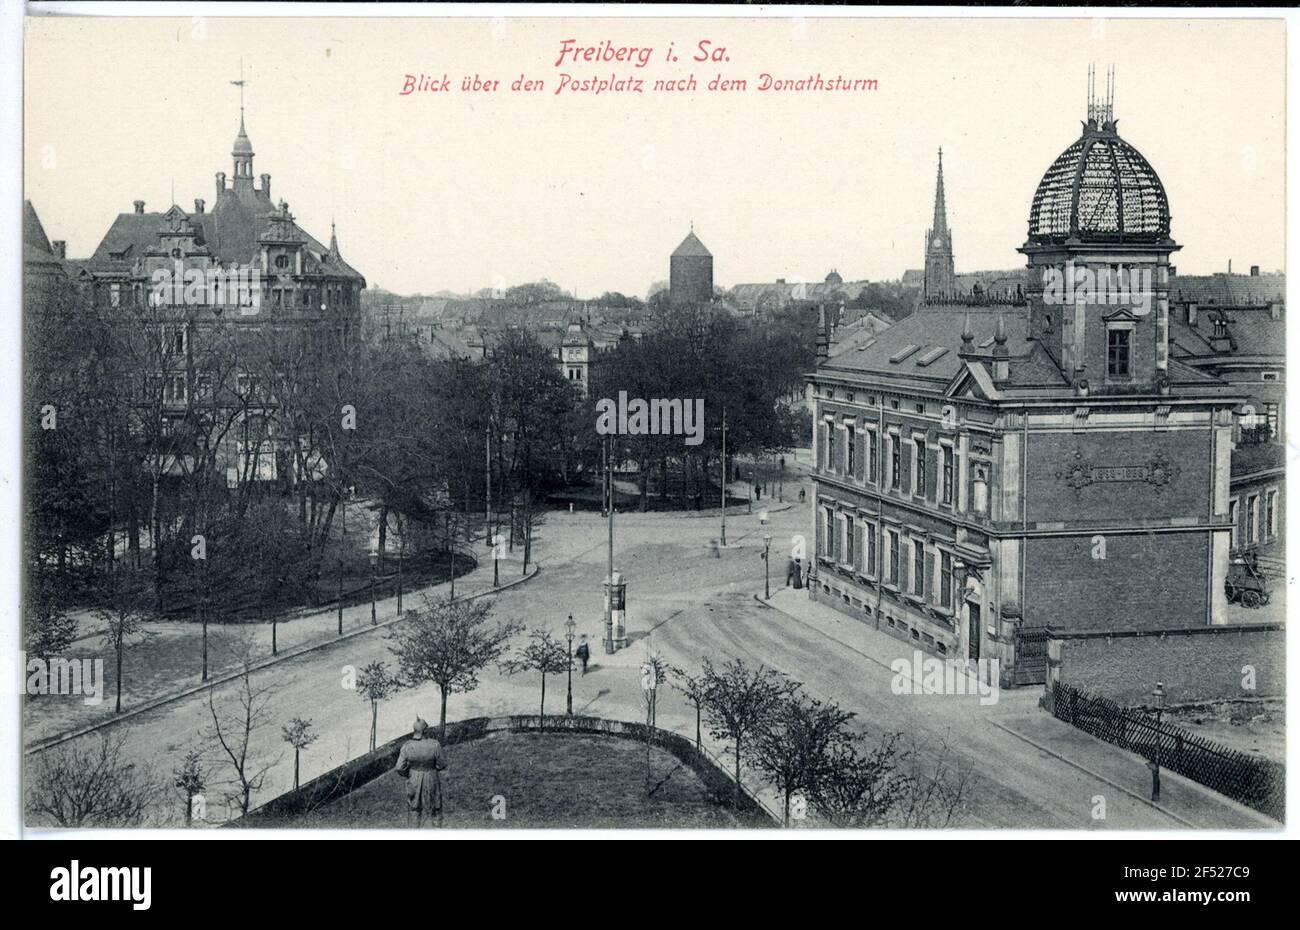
xmin=1024 ymin=530 xmax=1210 ymax=630
xmin=1052 ymin=624 xmax=1284 ymax=706
xmin=1024 ymin=428 xmax=1212 ymax=524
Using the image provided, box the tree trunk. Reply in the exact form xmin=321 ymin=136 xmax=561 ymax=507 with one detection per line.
xmin=439 ymin=685 xmax=449 ymax=742
xmin=539 ymin=671 xmax=546 ymax=728
xmin=370 ymin=699 xmax=378 ymax=752
xmin=202 ymin=614 xmax=209 ymax=682
xmin=115 ymin=639 xmax=123 ymax=713
xmin=733 ymin=737 xmax=742 ymax=808
xmin=294 ymin=749 xmax=300 ymax=789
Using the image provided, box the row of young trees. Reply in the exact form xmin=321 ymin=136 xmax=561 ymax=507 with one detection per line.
xmin=27 ymin=590 xmax=969 ymax=828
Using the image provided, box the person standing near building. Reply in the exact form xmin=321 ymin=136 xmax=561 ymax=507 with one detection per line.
xmin=394 ymin=717 xmax=448 ymax=827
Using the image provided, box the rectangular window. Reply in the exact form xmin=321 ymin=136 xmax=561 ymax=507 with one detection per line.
xmin=110 ymin=283 xmax=121 ymax=308
xmin=846 ymin=426 xmax=856 ymax=477
xmin=1266 ymin=403 xmax=1279 ymax=439
xmin=1246 ymin=495 xmax=1258 ymax=542
xmin=915 ymin=439 xmax=927 ymax=496
xmin=845 ymin=518 xmax=855 ymax=566
xmin=888 ymin=531 xmax=899 ymax=586
xmin=823 ymin=508 xmax=834 ymax=557
xmin=1229 ymin=499 xmax=1239 ymax=549
xmin=941 ymin=551 xmax=952 ymax=606
xmin=1107 ymin=327 xmax=1132 ymax=378
xmin=889 ymin=434 xmax=901 ymax=491
xmin=866 ymin=430 xmax=878 ymax=483
xmin=913 ymin=541 xmax=925 ymax=596
xmin=1266 ymin=490 xmax=1277 ymax=538
xmin=827 ymin=426 xmax=836 ymax=473
xmin=942 ymin=445 xmax=954 ymax=505
xmin=864 ymin=522 xmax=877 ymax=576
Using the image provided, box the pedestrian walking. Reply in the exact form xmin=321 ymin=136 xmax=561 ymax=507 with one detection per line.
xmin=576 ymin=637 xmax=590 ymax=675
xmin=799 ymin=488 xmax=806 ymax=503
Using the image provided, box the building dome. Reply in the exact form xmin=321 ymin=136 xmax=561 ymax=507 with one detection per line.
xmin=1027 ymin=119 xmax=1170 ymax=246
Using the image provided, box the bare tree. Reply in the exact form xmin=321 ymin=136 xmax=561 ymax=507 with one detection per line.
xmin=700 ymin=658 xmax=795 ymax=807
xmin=805 ymin=732 xmax=911 ymax=828
xmin=281 ymin=717 xmax=319 ymax=790
xmin=27 ymin=732 xmax=158 ymax=827
xmin=388 ymin=594 xmax=519 ymax=739
xmin=355 ymin=660 xmax=397 ymax=752
xmin=172 ymin=747 xmax=206 ymax=826
xmin=501 ymin=628 xmax=571 ymax=727
xmin=669 ymin=664 xmax=709 ymax=751
xmin=751 ymin=689 xmax=855 ymax=826
xmin=203 ymin=642 xmax=279 ymax=817
xmin=93 ymin=571 xmax=154 ymax=714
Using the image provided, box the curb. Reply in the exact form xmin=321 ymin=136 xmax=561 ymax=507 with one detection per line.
xmin=987 ymin=718 xmax=1275 ymax=829
xmin=25 ymin=565 xmax=543 ymax=756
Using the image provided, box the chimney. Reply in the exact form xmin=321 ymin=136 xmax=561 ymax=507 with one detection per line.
xmin=215 ymin=172 xmax=226 ymax=197
xmin=260 ymin=173 xmax=271 ymax=198
xmin=194 ymin=198 xmax=205 ymax=214
xmin=51 ymin=240 xmax=66 ymax=259
xmin=992 ymin=313 xmax=1010 ymax=383
xmin=1187 ymin=302 xmax=1198 ymax=326
xmin=133 ymin=200 xmax=145 ymax=214
xmin=815 ymin=305 xmax=829 ymax=361
xmin=1251 ymin=265 xmax=1260 ymax=277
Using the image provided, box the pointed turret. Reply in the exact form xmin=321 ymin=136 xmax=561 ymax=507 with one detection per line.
xmin=923 ymin=148 xmax=956 ymax=300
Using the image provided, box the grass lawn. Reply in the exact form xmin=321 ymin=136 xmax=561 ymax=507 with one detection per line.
xmin=303 ymin=731 xmax=748 ymax=829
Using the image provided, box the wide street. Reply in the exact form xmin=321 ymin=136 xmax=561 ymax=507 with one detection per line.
xmin=23 ymin=460 xmax=1272 ymax=830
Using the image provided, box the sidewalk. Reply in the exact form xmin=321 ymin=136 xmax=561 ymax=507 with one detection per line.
xmin=990 ymin=714 xmax=1279 ymax=829
xmin=763 ymin=585 xmax=1278 ymax=829
xmin=24 ymin=550 xmax=536 ymax=746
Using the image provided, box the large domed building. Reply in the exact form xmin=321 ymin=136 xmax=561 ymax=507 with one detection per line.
xmin=1027 ymin=115 xmax=1172 ymax=246
xmin=1020 ymin=96 xmax=1180 ymax=392
xmin=806 ymin=81 xmax=1250 ymax=688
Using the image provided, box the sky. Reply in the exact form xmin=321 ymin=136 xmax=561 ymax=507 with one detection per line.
xmin=24 ymin=15 xmax=1286 ymax=297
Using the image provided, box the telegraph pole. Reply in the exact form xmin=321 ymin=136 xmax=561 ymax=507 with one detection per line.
xmin=605 ymin=433 xmax=615 ymax=654
xmin=720 ymin=408 xmax=727 ymax=547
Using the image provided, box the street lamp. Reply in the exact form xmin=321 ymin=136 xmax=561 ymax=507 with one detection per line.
xmin=763 ymin=533 xmax=773 ymax=599
xmin=1150 ymin=681 xmax=1166 ymax=802
xmin=493 ymin=532 xmax=500 ymax=588
xmin=368 ymin=549 xmax=378 ymax=625
xmin=565 ymin=614 xmax=576 ymax=716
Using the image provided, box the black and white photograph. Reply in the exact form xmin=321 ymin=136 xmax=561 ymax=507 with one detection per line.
xmin=2 ymin=0 xmax=1295 ymax=885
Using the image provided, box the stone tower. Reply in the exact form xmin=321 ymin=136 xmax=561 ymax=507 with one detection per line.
xmin=669 ymin=229 xmax=713 ymax=305
xmin=923 ymin=148 xmax=956 ymax=299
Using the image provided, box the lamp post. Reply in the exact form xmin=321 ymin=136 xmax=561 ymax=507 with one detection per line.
xmin=565 ymin=614 xmax=576 ymax=716
xmin=720 ymin=408 xmax=727 ymax=547
xmin=1150 ymin=681 xmax=1166 ymax=802
xmin=493 ymin=532 xmax=500 ymax=588
xmin=368 ymin=549 xmax=378 ymax=625
xmin=763 ymin=533 xmax=773 ymax=599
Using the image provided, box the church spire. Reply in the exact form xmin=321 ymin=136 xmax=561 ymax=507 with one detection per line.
xmin=329 ymin=220 xmax=340 ymax=256
xmin=932 ymin=147 xmax=948 ymax=236
xmin=230 ymin=63 xmax=255 ymax=186
xmin=923 ymin=148 xmax=956 ymax=301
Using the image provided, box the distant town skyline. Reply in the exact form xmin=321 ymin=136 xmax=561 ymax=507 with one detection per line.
xmin=24 ymin=17 xmax=1285 ymax=297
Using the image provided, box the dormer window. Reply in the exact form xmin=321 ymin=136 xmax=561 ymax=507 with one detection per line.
xmin=275 ymin=255 xmax=290 ymax=270
xmin=1106 ymin=322 xmax=1133 ymax=379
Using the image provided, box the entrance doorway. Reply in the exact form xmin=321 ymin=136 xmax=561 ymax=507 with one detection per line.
xmin=967 ymin=603 xmax=981 ymax=662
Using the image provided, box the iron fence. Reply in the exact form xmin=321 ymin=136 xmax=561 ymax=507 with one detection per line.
xmin=1048 ymin=682 xmax=1283 ymax=821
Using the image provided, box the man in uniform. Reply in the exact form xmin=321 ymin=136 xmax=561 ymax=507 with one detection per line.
xmin=394 ymin=717 xmax=448 ymax=827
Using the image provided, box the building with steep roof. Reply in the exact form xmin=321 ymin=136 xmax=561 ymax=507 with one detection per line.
xmin=60 ymin=102 xmax=367 ymax=487
xmin=669 ymin=229 xmax=714 ymax=305
xmin=807 ymin=86 xmax=1245 ymax=682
